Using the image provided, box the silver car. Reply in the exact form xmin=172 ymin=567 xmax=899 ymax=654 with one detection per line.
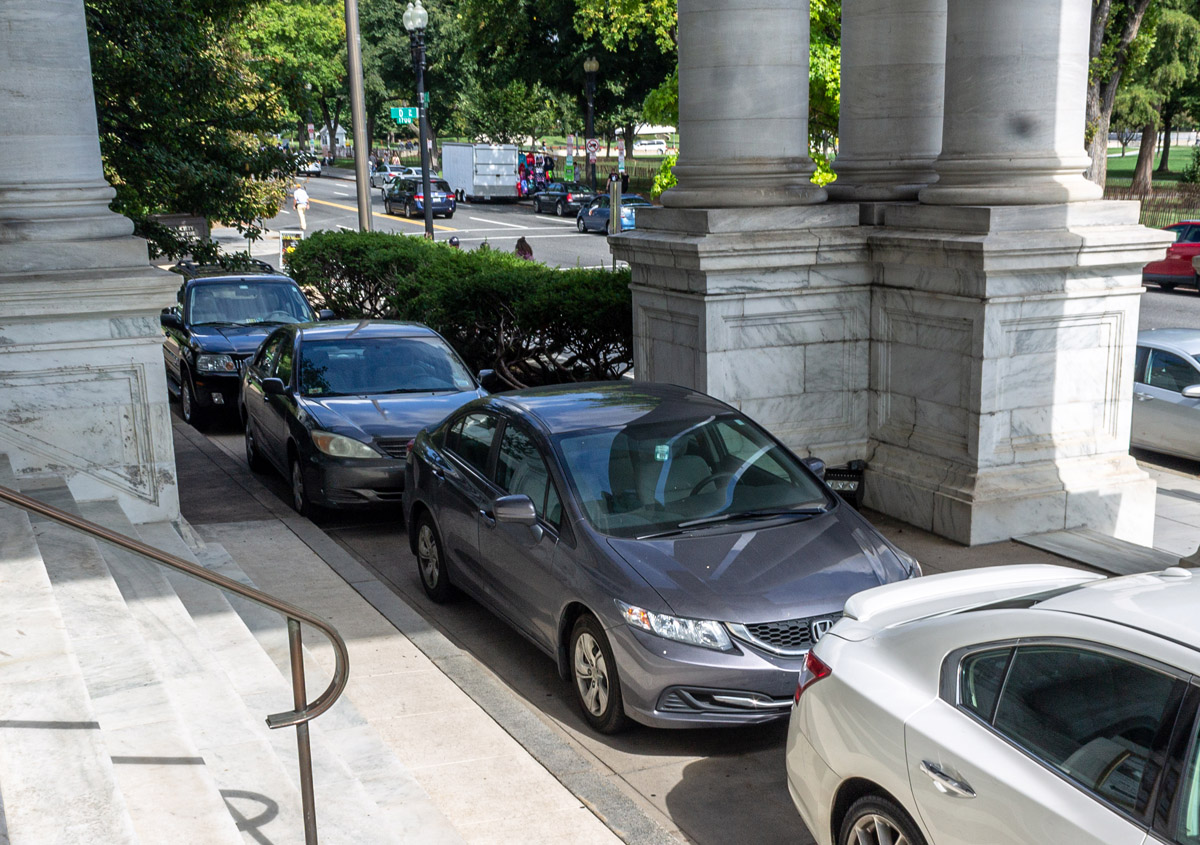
xmin=1133 ymin=328 xmax=1200 ymax=460
xmin=403 ymin=382 xmax=920 ymax=732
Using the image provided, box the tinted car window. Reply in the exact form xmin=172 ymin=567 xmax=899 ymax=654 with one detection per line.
xmin=274 ymin=339 xmax=294 ymax=384
xmin=256 ymin=333 xmax=286 ymax=372
xmin=187 ymin=282 xmax=312 ymax=326
xmin=1147 ymin=349 xmax=1200 ymax=392
xmin=991 ymin=645 xmax=1182 ymax=816
xmin=958 ymin=647 xmax=1012 ymax=722
xmin=1135 ymin=346 xmax=1150 ymax=385
xmin=496 ymin=425 xmax=559 ymax=526
xmin=432 ymin=180 xmax=452 ymax=193
xmin=1171 ymin=703 xmax=1200 ymax=844
xmin=450 ymin=413 xmax=497 ymax=477
xmin=298 ymin=336 xmax=474 ymax=397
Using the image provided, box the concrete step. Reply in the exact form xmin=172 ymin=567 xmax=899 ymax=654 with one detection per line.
xmin=68 ymin=497 xmax=311 ymax=845
xmin=0 ymin=460 xmax=138 ymax=844
xmin=183 ymin=536 xmax=461 ymax=843
xmin=1015 ymin=527 xmax=1184 ymax=575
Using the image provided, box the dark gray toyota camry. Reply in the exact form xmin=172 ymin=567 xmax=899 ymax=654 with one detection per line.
xmin=403 ymin=382 xmax=920 ymax=732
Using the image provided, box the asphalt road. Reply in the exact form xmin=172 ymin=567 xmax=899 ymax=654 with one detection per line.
xmin=268 ymin=171 xmax=621 ymax=270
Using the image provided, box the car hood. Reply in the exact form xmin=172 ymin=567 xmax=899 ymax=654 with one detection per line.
xmin=189 ymin=325 xmax=275 ymax=355
xmin=605 ymin=508 xmax=909 ymax=624
xmin=301 ymin=390 xmax=484 ymax=439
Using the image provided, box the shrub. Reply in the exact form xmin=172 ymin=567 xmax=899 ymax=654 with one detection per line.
xmin=1183 ymin=141 xmax=1200 ymax=185
xmin=285 ymin=231 xmax=633 ymax=388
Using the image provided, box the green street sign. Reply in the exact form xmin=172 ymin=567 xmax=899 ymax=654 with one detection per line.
xmin=564 ymin=164 xmax=575 ymax=180
xmin=390 ymin=107 xmax=419 ymax=124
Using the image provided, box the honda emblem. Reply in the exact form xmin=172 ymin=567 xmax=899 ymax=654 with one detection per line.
xmin=811 ymin=618 xmax=833 ymax=641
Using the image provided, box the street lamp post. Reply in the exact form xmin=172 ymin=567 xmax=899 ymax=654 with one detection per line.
xmin=584 ymin=55 xmax=599 ymax=191
xmin=404 ymin=1 xmax=435 ymax=240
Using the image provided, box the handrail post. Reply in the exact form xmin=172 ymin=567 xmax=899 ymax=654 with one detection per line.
xmin=289 ymin=617 xmax=318 ymax=845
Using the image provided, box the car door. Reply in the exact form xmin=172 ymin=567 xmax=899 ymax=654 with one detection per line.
xmin=243 ymin=331 xmax=287 ymax=467
xmin=478 ymin=419 xmax=565 ymax=649
xmin=259 ymin=331 xmax=297 ymax=462
xmin=436 ymin=411 xmax=500 ymax=597
xmin=584 ymin=196 xmax=607 ymax=230
xmin=1154 ymin=690 xmax=1200 ymax=845
xmin=905 ymin=641 xmax=1185 ymax=845
xmin=1133 ymin=345 xmax=1200 ymax=459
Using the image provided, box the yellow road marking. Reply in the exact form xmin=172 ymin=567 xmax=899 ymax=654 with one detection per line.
xmin=309 ymin=197 xmax=458 ymax=232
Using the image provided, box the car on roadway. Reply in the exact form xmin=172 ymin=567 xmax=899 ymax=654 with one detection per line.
xmin=576 ymin=193 xmax=653 ymax=234
xmin=633 ymin=138 xmax=668 ymax=155
xmin=1142 ymin=221 xmax=1200 ymax=291
xmin=241 ymin=320 xmax=485 ymax=516
xmin=1132 ymin=328 xmax=1200 ymax=461
xmin=785 ymin=563 xmax=1200 ymax=845
xmin=369 ymin=164 xmax=407 ymax=189
xmin=403 ymin=382 xmax=920 ymax=732
xmin=161 ymin=261 xmax=329 ymax=429
xmin=384 ymin=177 xmax=456 ymax=219
xmin=297 ymin=154 xmax=322 ymax=178
xmin=532 ymin=181 xmax=596 ymax=217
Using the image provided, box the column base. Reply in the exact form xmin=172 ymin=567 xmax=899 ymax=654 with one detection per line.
xmin=826 ymin=158 xmax=939 ymax=202
xmin=662 ymin=159 xmax=827 ymax=208
xmin=919 ymin=153 xmax=1103 ymax=205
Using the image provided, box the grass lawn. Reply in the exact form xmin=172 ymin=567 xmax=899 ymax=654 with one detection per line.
xmin=1106 ymin=147 xmax=1195 ymax=183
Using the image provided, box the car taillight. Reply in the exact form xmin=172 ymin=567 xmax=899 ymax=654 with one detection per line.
xmin=793 ymin=650 xmax=831 ymax=704
xmin=415 ymin=195 xmax=424 ymax=201
xmin=566 ymin=193 xmax=574 ymax=202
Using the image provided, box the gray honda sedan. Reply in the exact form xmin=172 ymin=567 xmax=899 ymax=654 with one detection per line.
xmin=403 ymin=383 xmax=920 ymax=732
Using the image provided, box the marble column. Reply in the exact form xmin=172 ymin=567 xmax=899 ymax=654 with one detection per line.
xmin=827 ymin=0 xmax=946 ymax=201
xmin=919 ymin=0 xmax=1101 ymax=205
xmin=0 ymin=0 xmax=180 ymax=522
xmin=662 ymin=0 xmax=825 ymax=208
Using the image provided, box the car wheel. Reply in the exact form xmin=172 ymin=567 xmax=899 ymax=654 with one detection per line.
xmin=180 ymin=370 xmax=207 ymax=429
xmin=444 ymin=211 xmax=454 ymax=220
xmin=576 ymin=216 xmax=586 ymax=233
xmin=415 ymin=512 xmax=455 ymax=603
xmin=570 ymin=614 xmax=629 ymax=734
xmin=604 ymin=220 xmax=611 ymax=236
xmin=534 ymin=198 xmax=542 ymax=213
xmin=406 ymin=200 xmax=415 ymax=219
xmin=245 ymin=424 xmax=268 ymax=473
xmin=556 ymin=200 xmax=566 ymax=217
xmin=838 ymin=796 xmax=927 ymax=845
xmin=290 ymin=455 xmax=320 ymax=519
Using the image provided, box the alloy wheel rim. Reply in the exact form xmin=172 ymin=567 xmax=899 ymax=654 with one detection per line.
xmin=245 ymin=429 xmax=255 ymax=463
xmin=848 ymin=814 xmax=909 ymax=845
xmin=417 ymin=524 xmax=439 ymax=587
xmin=573 ymin=632 xmax=609 ymax=716
xmin=291 ymin=461 xmax=304 ymax=512
xmin=182 ymin=381 xmax=193 ymax=420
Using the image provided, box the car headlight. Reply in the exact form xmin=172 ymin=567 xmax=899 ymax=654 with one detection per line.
xmin=195 ymin=354 xmax=237 ymax=373
xmin=616 ymin=600 xmax=733 ymax=651
xmin=310 ymin=431 xmax=381 ymax=459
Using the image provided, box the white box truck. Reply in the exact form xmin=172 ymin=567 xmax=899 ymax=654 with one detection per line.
xmin=441 ymin=142 xmax=518 ymax=201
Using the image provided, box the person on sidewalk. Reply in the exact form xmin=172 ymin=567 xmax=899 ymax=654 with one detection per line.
xmin=293 ymin=184 xmax=310 ymax=231
xmin=514 ymin=236 xmax=533 ymax=260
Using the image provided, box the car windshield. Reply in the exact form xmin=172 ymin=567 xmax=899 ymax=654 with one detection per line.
xmin=553 ymin=413 xmax=832 ymax=538
xmin=298 ymin=336 xmax=476 ymax=397
xmin=188 ymin=282 xmax=313 ymax=326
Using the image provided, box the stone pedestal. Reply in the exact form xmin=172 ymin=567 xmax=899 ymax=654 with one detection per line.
xmin=611 ymin=205 xmax=870 ymax=465
xmin=0 ymin=0 xmax=180 ymax=522
xmin=865 ymin=202 xmax=1172 ymax=545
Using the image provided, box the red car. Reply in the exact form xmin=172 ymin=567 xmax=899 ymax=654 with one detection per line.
xmin=1142 ymin=220 xmax=1200 ymax=290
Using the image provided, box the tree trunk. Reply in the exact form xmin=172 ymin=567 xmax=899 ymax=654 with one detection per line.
xmin=624 ymin=124 xmax=635 ymax=157
xmin=1157 ymin=109 xmax=1176 ymax=174
xmin=1086 ymin=0 xmax=1155 ymax=188
xmin=1131 ymin=122 xmax=1157 ymax=195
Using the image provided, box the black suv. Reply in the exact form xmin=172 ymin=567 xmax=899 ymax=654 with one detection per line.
xmin=160 ymin=260 xmax=331 ymax=428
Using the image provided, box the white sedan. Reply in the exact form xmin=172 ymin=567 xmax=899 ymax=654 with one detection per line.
xmin=786 ymin=564 xmax=1200 ymax=845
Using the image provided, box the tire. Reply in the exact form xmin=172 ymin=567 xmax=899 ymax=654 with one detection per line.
xmin=245 ymin=424 xmax=268 ymax=473
xmin=444 ymin=211 xmax=454 ymax=220
xmin=415 ymin=512 xmax=455 ymax=602
xmin=556 ymin=200 xmax=566 ymax=217
xmin=290 ymin=455 xmax=320 ymax=519
xmin=534 ymin=198 xmax=542 ymax=214
xmin=384 ymin=199 xmax=393 ymax=215
xmin=180 ymin=370 xmax=207 ymax=430
xmin=576 ymin=216 xmax=586 ymax=233
xmin=569 ymin=615 xmax=629 ymax=734
xmin=406 ymin=200 xmax=415 ymax=219
xmin=838 ymin=796 xmax=927 ymax=845
xmin=603 ymin=221 xmax=611 ymax=236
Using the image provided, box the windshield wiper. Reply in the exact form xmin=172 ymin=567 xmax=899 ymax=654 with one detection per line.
xmin=635 ymin=506 xmax=827 ymax=540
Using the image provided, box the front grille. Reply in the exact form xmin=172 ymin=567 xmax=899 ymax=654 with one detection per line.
xmin=729 ymin=613 xmax=842 ymax=656
xmin=375 ymin=437 xmax=408 ymax=459
xmin=657 ymin=687 xmax=793 ymax=715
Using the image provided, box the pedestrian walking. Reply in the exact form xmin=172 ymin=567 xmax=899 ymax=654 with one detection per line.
xmin=514 ymin=236 xmax=533 ymax=260
xmin=293 ymin=184 xmax=310 ymax=230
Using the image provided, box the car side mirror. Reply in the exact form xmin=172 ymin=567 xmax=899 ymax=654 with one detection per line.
xmin=802 ymin=457 xmax=826 ymax=480
xmin=1183 ymin=384 xmax=1200 ymax=399
xmin=318 ymin=309 xmax=336 ymax=321
xmin=262 ymin=377 xmax=287 ymax=396
xmin=160 ymin=310 xmax=182 ymax=330
xmin=493 ymin=494 xmax=538 ymax=525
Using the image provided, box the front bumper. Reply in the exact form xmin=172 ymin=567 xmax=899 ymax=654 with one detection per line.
xmin=606 ymin=624 xmax=808 ymax=728
xmin=302 ymin=453 xmax=406 ymax=508
xmin=191 ymin=373 xmax=241 ymax=410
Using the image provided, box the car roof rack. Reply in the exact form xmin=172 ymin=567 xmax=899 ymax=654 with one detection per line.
xmin=171 ymin=258 xmax=280 ymax=279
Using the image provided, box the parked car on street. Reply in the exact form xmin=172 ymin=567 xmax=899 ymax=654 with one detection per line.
xmin=403 ymin=382 xmax=920 ymax=733
xmin=633 ymin=138 xmax=668 ymax=155
xmin=1142 ymin=221 xmax=1200 ymax=290
xmin=384 ymin=177 xmax=456 ymax=219
xmin=297 ymin=154 xmax=322 ymax=178
xmin=161 ymin=261 xmax=329 ymax=429
xmin=1132 ymin=328 xmax=1200 ymax=460
xmin=576 ymin=193 xmax=652 ymax=234
xmin=369 ymin=164 xmax=407 ymax=189
xmin=532 ymin=181 xmax=596 ymax=216
xmin=242 ymin=320 xmax=485 ymax=516
xmin=786 ymin=563 xmax=1200 ymax=845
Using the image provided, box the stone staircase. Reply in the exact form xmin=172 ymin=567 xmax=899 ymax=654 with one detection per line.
xmin=0 ymin=455 xmax=463 ymax=844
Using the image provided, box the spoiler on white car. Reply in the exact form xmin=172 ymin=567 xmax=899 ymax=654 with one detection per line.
xmin=838 ymin=564 xmax=1104 ymax=635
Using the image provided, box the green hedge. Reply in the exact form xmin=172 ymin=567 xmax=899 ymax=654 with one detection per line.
xmin=285 ymin=230 xmax=633 ymax=388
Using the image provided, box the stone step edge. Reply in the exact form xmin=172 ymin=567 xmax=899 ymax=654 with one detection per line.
xmin=1015 ymin=526 xmax=1186 ymax=576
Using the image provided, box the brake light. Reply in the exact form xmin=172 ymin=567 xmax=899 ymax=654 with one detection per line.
xmin=415 ymin=195 xmax=424 ymax=201
xmin=793 ymin=651 xmax=831 ymax=704
xmin=566 ymin=193 xmax=574 ymax=202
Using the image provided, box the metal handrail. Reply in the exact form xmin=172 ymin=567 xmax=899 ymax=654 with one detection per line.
xmin=0 ymin=484 xmax=348 ymax=845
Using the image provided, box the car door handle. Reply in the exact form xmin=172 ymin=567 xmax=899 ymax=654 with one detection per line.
xmin=920 ymin=760 xmax=976 ymax=798
xmin=478 ymin=508 xmax=496 ymax=528
xmin=1134 ymin=392 xmax=1154 ymax=401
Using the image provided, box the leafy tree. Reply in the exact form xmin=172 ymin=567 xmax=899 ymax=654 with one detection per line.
xmin=454 ymin=79 xmax=564 ymax=143
xmin=86 ymin=0 xmax=294 ymax=258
